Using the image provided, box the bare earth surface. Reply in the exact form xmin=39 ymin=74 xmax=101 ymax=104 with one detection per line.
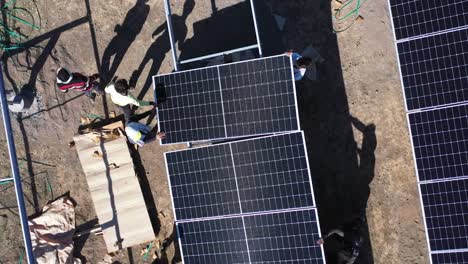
xmin=0 ymin=0 xmax=428 ymax=263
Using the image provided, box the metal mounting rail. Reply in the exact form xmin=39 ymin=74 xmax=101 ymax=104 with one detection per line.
xmin=0 ymin=64 xmax=35 ymax=264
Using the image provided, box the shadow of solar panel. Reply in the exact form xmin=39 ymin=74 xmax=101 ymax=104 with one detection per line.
xmin=389 ymin=0 xmax=468 ymax=40
xmin=408 ymin=105 xmax=468 ymax=181
xmin=397 ymin=29 xmax=468 ymax=111
xmin=432 ymin=251 xmax=468 ymax=264
xmin=420 ymin=179 xmax=468 ymax=251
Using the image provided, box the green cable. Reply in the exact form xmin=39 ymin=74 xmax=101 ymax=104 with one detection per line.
xmin=143 ymin=242 xmax=153 ymax=261
xmin=0 ymin=1 xmax=41 ymax=51
xmin=5 ymin=8 xmax=40 ymax=30
xmin=45 ymin=173 xmax=52 ymax=197
xmin=332 ymin=0 xmax=366 ymax=33
xmin=3 ymin=0 xmax=16 ymax=9
xmin=18 ymin=248 xmax=23 ymax=264
xmin=0 ymin=180 xmax=13 ymax=185
xmin=87 ymin=113 xmax=104 ymax=120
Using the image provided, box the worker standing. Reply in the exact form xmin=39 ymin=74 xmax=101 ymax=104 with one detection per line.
xmin=104 ymin=79 xmax=155 ymax=123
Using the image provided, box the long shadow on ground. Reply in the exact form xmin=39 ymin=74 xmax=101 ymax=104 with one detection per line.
xmin=261 ymin=0 xmax=376 ymax=263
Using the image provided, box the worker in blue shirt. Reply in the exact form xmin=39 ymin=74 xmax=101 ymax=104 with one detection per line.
xmin=124 ymin=109 xmax=165 ymax=147
xmin=286 ymin=51 xmax=312 ymax=81
xmin=125 ymin=122 xmax=165 ymax=147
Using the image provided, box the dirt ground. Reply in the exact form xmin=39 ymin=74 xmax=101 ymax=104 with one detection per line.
xmin=0 ymin=0 xmax=428 ymax=263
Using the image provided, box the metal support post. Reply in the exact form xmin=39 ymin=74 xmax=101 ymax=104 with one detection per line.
xmin=163 ymin=0 xmax=180 ymax=71
xmin=0 ymin=64 xmax=35 ymax=264
xmin=249 ymin=0 xmax=263 ymax=57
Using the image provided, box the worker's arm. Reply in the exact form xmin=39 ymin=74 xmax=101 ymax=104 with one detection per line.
xmin=152 ymin=22 xmax=167 ymax=39
xmin=104 ymin=83 xmax=114 ymax=93
xmin=127 ymin=93 xmax=151 ymax=107
xmin=325 ymin=229 xmax=345 ymax=238
xmin=316 ymin=229 xmax=344 ymax=245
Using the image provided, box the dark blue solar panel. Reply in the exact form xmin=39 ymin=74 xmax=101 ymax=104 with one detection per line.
xmin=397 ymin=29 xmax=468 ymax=111
xmin=154 ymin=55 xmax=299 ymax=144
xmin=432 ymin=251 xmax=468 ymax=264
xmin=408 ymin=105 xmax=468 ymax=181
xmin=154 ymin=67 xmax=225 ymax=144
xmin=231 ymin=132 xmax=314 ymax=213
xmin=389 ymin=0 xmax=468 ymax=40
xmin=420 ymin=179 xmax=468 ymax=251
xmin=244 ymin=209 xmax=324 ymax=264
xmin=220 ymin=55 xmax=298 ymax=137
xmin=165 ymin=132 xmax=315 ymax=220
xmin=165 ymin=144 xmax=240 ymax=220
xmin=177 ymin=209 xmax=324 ymax=264
xmin=177 ymin=217 xmax=250 ymax=264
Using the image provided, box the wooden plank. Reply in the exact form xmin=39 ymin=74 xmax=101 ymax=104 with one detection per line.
xmin=74 ymin=134 xmax=155 ymax=252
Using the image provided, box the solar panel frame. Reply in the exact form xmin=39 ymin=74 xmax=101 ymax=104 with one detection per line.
xmin=164 ymin=131 xmax=317 ymax=221
xmin=176 ymin=208 xmax=325 ymax=264
xmin=154 ymin=54 xmax=301 ymax=145
xmin=388 ymin=0 xmax=468 ymax=40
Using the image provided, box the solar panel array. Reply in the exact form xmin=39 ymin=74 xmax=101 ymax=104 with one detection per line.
xmin=389 ymin=0 xmax=468 ymax=40
xmin=397 ymin=29 xmax=468 ymax=111
xmin=389 ymin=0 xmax=468 ymax=262
xmin=153 ymin=55 xmax=299 ymax=144
xmin=165 ymin=132 xmax=326 ymax=264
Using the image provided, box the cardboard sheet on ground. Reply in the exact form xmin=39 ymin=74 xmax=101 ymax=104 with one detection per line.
xmin=29 ymin=196 xmax=81 ymax=264
xmin=74 ymin=132 xmax=155 ymax=252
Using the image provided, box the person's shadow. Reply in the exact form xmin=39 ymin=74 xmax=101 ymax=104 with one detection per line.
xmin=351 ymin=115 xmax=377 ymax=214
xmin=101 ymin=0 xmax=150 ymax=83
xmin=130 ymin=0 xmax=195 ymax=100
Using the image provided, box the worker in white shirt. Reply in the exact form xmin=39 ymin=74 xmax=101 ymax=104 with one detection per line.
xmin=285 ymin=51 xmax=312 ymax=81
xmin=104 ymin=79 xmax=155 ymax=123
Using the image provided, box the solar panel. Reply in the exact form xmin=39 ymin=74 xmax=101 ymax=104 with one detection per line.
xmin=389 ymin=0 xmax=468 ymax=40
xmin=420 ymin=179 xmax=468 ymax=251
xmin=388 ymin=0 xmax=468 ymax=259
xmin=397 ymin=28 xmax=468 ymax=111
xmin=408 ymin=104 xmax=468 ymax=182
xmin=432 ymin=251 xmax=468 ymax=264
xmin=165 ymin=132 xmax=315 ymax=221
xmin=219 ymin=56 xmax=298 ymax=137
xmin=154 ymin=55 xmax=299 ymax=144
xmin=177 ymin=209 xmax=324 ymax=264
xmin=177 ymin=217 xmax=250 ymax=263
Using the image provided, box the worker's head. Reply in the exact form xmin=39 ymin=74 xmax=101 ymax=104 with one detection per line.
xmin=115 ymin=79 xmax=130 ymax=95
xmin=183 ymin=0 xmax=195 ymax=17
xmin=296 ymin=56 xmax=312 ymax=68
xmin=56 ymin=68 xmax=72 ymax=84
